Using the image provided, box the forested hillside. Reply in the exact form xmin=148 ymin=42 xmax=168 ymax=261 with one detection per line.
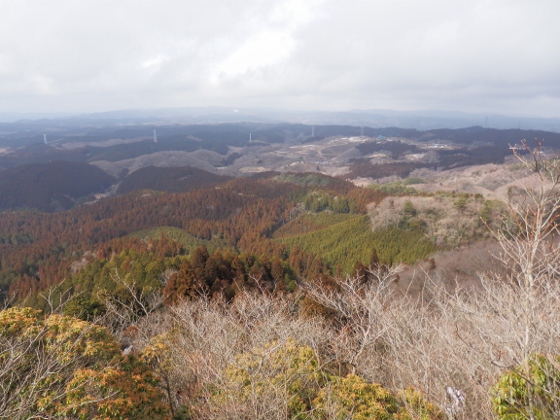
xmin=0 ymin=173 xmax=391 ymax=305
xmin=116 ymin=166 xmax=232 ymax=194
xmin=0 ymin=161 xmax=115 ymax=211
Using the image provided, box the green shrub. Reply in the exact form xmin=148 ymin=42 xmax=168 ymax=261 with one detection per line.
xmin=313 ymin=374 xmax=400 ymax=420
xmin=492 ymin=354 xmax=560 ymax=419
xmin=0 ymin=307 xmax=168 ymax=419
xmin=216 ymin=338 xmax=444 ymax=420
xmin=218 ymin=338 xmax=326 ymax=419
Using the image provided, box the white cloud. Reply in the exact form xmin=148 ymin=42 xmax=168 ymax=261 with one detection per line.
xmin=211 ymin=30 xmax=295 ymax=81
xmin=29 ymin=74 xmax=57 ymax=95
xmin=0 ymin=0 xmax=559 ymax=117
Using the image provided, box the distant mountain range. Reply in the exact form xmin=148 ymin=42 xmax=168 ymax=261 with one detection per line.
xmin=2 ymin=120 xmax=560 ymax=212
xmin=1 ymin=107 xmax=559 ymax=131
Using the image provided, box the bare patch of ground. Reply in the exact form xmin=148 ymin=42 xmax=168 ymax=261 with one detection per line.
xmin=395 ymin=241 xmax=506 ymax=296
xmin=238 ymin=166 xmax=269 ymax=173
xmin=91 ymin=150 xmax=222 ymax=177
xmin=407 ymin=159 xmax=538 ymax=200
xmin=221 ymin=135 xmax=383 ymax=176
xmin=351 ymin=177 xmax=375 ymax=187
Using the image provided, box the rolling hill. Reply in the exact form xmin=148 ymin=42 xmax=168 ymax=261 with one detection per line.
xmin=0 ymin=161 xmax=115 ymax=212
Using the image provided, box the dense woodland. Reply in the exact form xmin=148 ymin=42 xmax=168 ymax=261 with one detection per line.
xmin=0 ymin=161 xmax=115 ymax=211
xmin=116 ymin=166 xmax=232 ymax=194
xmin=0 ymin=172 xmax=392 ymax=307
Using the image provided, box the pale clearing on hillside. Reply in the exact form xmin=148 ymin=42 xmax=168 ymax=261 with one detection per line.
xmin=368 ymin=194 xmax=505 ymax=248
xmin=408 ymin=160 xmax=547 ymax=200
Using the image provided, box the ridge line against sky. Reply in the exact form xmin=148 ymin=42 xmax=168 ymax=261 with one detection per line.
xmin=1 ymin=0 xmax=559 ymax=118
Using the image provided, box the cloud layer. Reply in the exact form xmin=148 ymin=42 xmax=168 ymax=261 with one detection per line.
xmin=1 ymin=0 xmax=559 ymax=117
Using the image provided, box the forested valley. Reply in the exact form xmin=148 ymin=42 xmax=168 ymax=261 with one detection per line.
xmin=2 ymin=132 xmax=560 ymax=419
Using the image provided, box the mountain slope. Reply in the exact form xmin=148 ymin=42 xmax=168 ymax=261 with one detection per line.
xmin=0 ymin=161 xmax=115 ymax=211
xmin=117 ymin=166 xmax=232 ymax=194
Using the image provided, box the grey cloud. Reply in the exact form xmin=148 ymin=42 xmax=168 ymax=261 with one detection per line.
xmin=0 ymin=0 xmax=559 ymax=117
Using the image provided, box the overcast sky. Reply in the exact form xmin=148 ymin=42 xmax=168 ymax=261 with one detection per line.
xmin=1 ymin=0 xmax=559 ymax=118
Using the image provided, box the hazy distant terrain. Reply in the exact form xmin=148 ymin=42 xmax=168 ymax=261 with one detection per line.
xmin=2 ymin=107 xmax=560 ymax=130
xmin=1 ymin=116 xmax=560 ymax=212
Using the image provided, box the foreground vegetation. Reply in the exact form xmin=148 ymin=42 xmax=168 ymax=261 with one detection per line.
xmin=3 ymin=243 xmax=559 ymax=419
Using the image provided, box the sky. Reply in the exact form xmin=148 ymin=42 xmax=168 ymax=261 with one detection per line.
xmin=1 ymin=0 xmax=560 ymax=118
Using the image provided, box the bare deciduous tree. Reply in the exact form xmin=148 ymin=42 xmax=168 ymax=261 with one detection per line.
xmin=303 ymin=265 xmax=403 ymax=378
xmin=97 ymin=269 xmax=164 ymax=335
